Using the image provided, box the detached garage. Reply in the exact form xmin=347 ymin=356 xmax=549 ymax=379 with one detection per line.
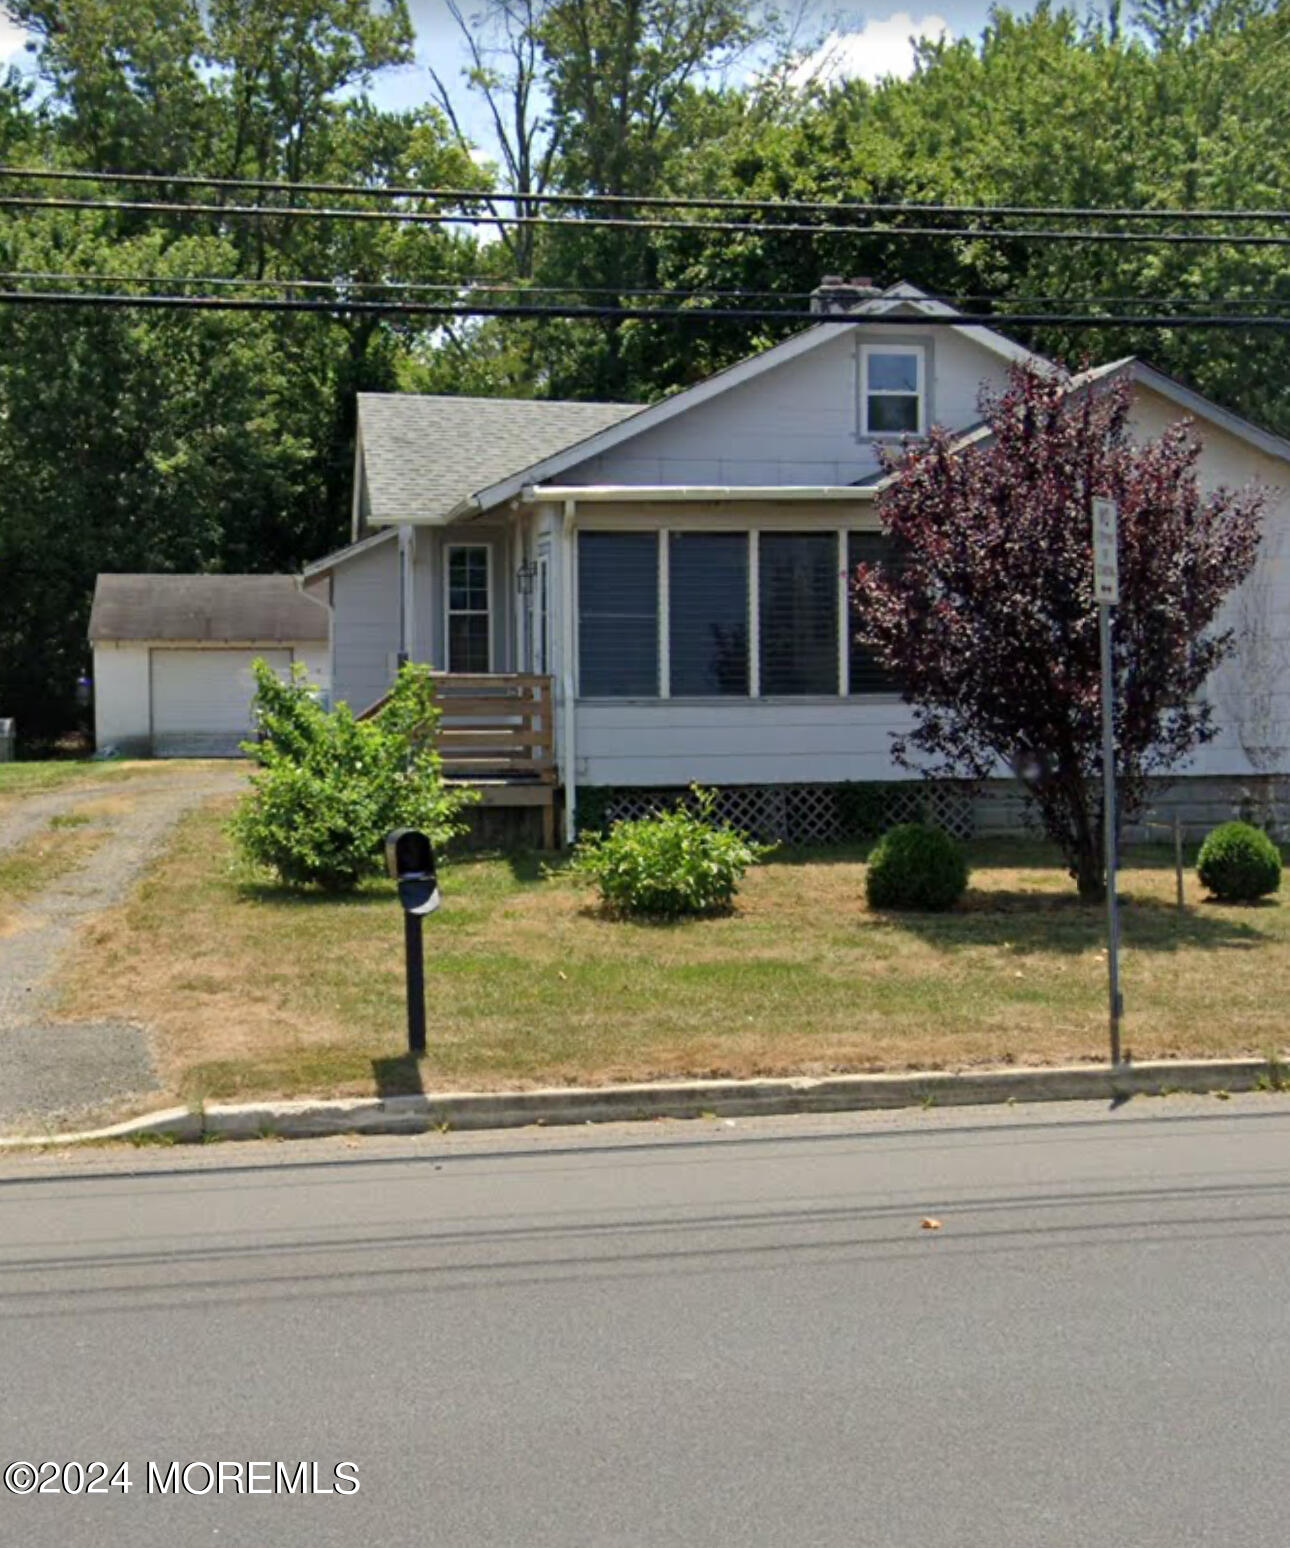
xmin=88 ymin=575 xmax=330 ymax=756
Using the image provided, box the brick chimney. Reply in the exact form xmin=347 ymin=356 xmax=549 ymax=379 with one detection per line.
xmin=810 ymin=275 xmax=883 ymax=314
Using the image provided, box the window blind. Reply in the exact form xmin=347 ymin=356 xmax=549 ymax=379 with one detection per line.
xmin=758 ymin=532 xmax=838 ymax=696
xmin=668 ymin=531 xmax=749 ymax=696
xmin=578 ymin=531 xmax=659 ymax=697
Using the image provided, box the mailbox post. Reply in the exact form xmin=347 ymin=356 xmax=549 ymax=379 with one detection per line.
xmin=384 ymin=828 xmax=440 ymax=1056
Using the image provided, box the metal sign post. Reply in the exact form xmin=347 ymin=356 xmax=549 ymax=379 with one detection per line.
xmin=1092 ymin=498 xmax=1124 ymax=1065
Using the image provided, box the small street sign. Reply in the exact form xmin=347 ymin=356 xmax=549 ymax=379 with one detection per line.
xmin=1092 ymin=496 xmax=1120 ymax=605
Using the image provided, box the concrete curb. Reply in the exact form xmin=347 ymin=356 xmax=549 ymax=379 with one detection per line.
xmin=0 ymin=1058 xmax=1284 ymax=1149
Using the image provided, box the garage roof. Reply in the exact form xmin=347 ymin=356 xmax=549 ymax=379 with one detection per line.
xmin=89 ymin=575 xmax=328 ymax=644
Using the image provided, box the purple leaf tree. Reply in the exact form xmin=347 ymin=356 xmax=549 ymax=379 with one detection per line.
xmin=852 ymin=363 xmax=1265 ymax=900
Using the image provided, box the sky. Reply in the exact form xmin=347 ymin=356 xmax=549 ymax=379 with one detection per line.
xmin=0 ymin=2 xmax=996 ymax=159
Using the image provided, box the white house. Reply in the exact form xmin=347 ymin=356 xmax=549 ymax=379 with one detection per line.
xmin=90 ymin=574 xmax=330 ymax=756
xmin=301 ymin=281 xmax=1290 ymax=844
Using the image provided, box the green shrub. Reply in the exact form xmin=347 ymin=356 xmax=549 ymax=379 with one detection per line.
xmin=229 ymin=661 xmax=474 ymax=892
xmin=1196 ymin=820 xmax=1282 ymax=902
xmin=865 ymin=822 xmax=969 ymax=912
xmin=566 ymin=787 xmax=773 ymax=918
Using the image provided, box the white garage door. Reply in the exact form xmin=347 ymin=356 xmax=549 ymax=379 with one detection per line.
xmin=151 ymin=649 xmax=292 ymax=756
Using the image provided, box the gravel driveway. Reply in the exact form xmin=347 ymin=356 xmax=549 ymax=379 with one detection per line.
xmin=0 ymin=767 xmax=247 ymax=1132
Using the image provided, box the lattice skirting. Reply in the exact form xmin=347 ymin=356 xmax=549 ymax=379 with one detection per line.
xmin=587 ymin=782 xmax=975 ymax=845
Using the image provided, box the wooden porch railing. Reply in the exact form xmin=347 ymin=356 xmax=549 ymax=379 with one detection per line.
xmin=360 ymin=672 xmax=557 ymax=847
xmin=427 ymin=673 xmax=555 ymax=785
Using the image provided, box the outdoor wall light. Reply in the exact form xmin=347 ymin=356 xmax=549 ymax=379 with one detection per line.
xmin=516 ymin=559 xmax=537 ymax=595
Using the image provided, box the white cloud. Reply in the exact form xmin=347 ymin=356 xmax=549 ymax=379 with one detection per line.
xmin=791 ymin=13 xmax=952 ymax=89
xmin=0 ymin=17 xmax=28 ymax=59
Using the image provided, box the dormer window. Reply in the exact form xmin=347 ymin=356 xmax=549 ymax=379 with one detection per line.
xmin=860 ymin=345 xmax=925 ymax=436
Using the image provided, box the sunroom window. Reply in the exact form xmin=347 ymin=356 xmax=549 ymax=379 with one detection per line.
xmin=668 ymin=532 xmax=749 ymax=696
xmin=848 ymin=530 xmax=900 ymax=694
xmin=860 ymin=346 xmax=924 ymax=436
xmin=758 ymin=532 xmax=839 ymax=696
xmin=577 ymin=531 xmax=659 ymax=697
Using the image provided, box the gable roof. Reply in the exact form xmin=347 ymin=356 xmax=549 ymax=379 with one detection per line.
xmin=1110 ymin=358 xmax=1290 ymax=464
xmin=467 ymin=283 xmax=1051 ymax=514
xmin=89 ymin=574 xmax=328 ymax=644
xmin=358 ymin=393 xmax=642 ymax=525
xmin=864 ymin=354 xmax=1290 ymax=495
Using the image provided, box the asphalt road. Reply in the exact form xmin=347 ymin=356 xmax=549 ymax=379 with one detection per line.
xmin=3 ymin=1096 xmax=1290 ymax=1547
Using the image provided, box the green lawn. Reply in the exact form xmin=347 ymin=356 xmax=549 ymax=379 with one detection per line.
xmin=57 ymin=798 xmax=1290 ymax=1109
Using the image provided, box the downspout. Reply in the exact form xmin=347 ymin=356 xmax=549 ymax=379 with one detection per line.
xmin=561 ymin=498 xmax=578 ymax=845
xmin=398 ymin=524 xmax=416 ymax=666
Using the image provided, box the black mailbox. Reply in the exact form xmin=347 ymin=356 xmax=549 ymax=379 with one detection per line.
xmin=386 ymin=828 xmax=440 ymax=919
xmin=385 ymin=828 xmax=436 ymax=882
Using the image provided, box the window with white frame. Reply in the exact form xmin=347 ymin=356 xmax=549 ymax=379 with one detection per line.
xmin=446 ymin=545 xmax=491 ymax=672
xmin=860 ymin=346 xmax=925 ymax=436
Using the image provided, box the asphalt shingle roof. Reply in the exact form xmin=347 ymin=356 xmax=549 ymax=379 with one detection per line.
xmin=89 ymin=575 xmax=329 ymax=643
xmin=357 ymin=393 xmax=641 ymax=524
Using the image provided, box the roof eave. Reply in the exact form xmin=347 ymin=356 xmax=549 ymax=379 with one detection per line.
xmin=301 ymin=523 xmax=399 ymax=579
xmin=522 ymin=483 xmax=877 ymax=503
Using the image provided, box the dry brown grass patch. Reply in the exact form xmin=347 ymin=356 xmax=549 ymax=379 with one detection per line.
xmin=52 ymin=803 xmax=1290 ymax=1107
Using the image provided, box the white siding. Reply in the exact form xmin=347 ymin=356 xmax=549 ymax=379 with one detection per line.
xmin=330 ymin=535 xmax=400 ymax=713
xmin=295 ymin=643 xmax=330 ymax=693
xmin=412 ymin=530 xmax=441 ymax=665
xmin=411 ymin=521 xmax=516 ymax=669
xmin=577 ymin=700 xmax=918 ymax=786
xmin=566 ymin=325 xmax=1011 ymax=488
xmin=92 ymin=645 xmax=151 ymax=753
xmin=1129 ymin=387 xmax=1290 ymax=780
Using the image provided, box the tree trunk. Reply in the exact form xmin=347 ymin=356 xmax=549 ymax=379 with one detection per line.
xmin=1073 ymin=842 xmax=1105 ymax=903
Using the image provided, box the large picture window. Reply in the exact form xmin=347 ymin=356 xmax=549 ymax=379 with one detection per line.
xmin=758 ymin=532 xmax=839 ymax=696
xmin=578 ymin=531 xmax=659 ymax=697
xmin=668 ymin=532 xmax=748 ymax=696
xmin=446 ymin=545 xmax=491 ymax=672
xmin=860 ymin=346 xmax=924 ymax=436
xmin=848 ymin=531 xmax=900 ymax=694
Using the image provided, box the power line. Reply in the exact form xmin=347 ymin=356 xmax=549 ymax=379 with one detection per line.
xmin=8 ymin=269 xmax=1290 ymax=310
xmin=1 ymin=288 xmax=1288 ymax=328
xmin=4 ymin=163 xmax=1290 ymax=226
xmin=8 ymin=191 xmax=1290 ymax=247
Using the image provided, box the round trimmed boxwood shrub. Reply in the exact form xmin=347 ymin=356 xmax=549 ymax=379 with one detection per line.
xmin=1196 ymin=821 xmax=1282 ymax=902
xmin=865 ymin=822 xmax=969 ymax=912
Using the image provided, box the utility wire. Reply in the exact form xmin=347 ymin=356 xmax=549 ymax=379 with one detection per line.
xmin=8 ymin=269 xmax=1290 ymax=310
xmin=9 ymin=191 xmax=1290 ymax=247
xmin=0 ymin=289 xmax=1287 ymax=328
xmin=4 ymin=163 xmax=1290 ymax=225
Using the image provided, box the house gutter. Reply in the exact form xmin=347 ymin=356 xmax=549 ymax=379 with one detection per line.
xmin=561 ymin=497 xmax=578 ymax=846
xmin=522 ymin=484 xmax=876 ymax=503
